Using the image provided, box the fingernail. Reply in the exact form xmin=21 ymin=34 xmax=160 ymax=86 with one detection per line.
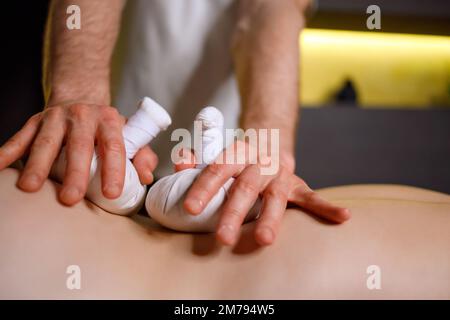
xmin=104 ymin=184 xmax=121 ymax=197
xmin=257 ymin=227 xmax=274 ymax=245
xmin=61 ymin=186 xmax=81 ymax=203
xmin=144 ymin=170 xmax=153 ymax=182
xmin=340 ymin=208 xmax=351 ymax=221
xmin=185 ymin=198 xmax=204 ymax=215
xmin=20 ymin=173 xmax=40 ymax=190
xmin=217 ymin=224 xmax=236 ymax=245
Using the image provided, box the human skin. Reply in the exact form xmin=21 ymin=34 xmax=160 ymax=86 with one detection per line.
xmin=0 ymin=168 xmax=449 ymax=299
xmin=185 ymin=0 xmax=350 ymax=246
xmin=0 ymin=0 xmax=157 ymax=206
xmin=0 ymin=0 xmax=348 ymax=245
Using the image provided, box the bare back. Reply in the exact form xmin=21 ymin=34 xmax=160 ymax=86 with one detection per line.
xmin=0 ymin=168 xmax=448 ymax=299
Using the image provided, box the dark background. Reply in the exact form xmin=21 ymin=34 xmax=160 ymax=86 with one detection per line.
xmin=0 ymin=1 xmax=449 ymax=193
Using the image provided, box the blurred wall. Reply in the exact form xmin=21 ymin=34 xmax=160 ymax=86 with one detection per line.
xmin=0 ymin=1 xmax=49 ymax=145
xmin=311 ymin=0 xmax=450 ymax=36
xmin=296 ymin=108 xmax=450 ymax=194
xmin=0 ymin=1 xmax=449 ymax=194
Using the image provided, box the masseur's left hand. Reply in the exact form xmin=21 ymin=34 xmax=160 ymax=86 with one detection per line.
xmin=189 ymin=0 xmax=351 ymax=246
xmin=183 ymin=141 xmax=350 ymax=246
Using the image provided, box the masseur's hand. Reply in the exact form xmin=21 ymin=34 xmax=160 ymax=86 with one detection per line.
xmin=183 ymin=141 xmax=351 ymax=246
xmin=0 ymin=103 xmax=158 ymax=205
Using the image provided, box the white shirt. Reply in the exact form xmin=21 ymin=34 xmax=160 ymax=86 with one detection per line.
xmin=112 ymin=0 xmax=240 ymax=177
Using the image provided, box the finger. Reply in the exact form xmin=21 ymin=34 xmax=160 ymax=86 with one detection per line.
xmin=288 ymin=176 xmax=351 ymax=223
xmin=174 ymin=148 xmax=196 ymax=172
xmin=97 ymin=112 xmax=126 ymax=199
xmin=59 ymin=121 xmax=96 ymax=205
xmin=183 ymin=142 xmax=251 ymax=215
xmin=18 ymin=110 xmax=66 ymax=191
xmin=216 ymin=165 xmax=267 ymax=246
xmin=254 ymin=169 xmax=291 ymax=246
xmin=0 ymin=113 xmax=41 ymax=170
xmin=118 ymin=114 xmax=127 ymax=126
xmin=184 ymin=162 xmax=244 ymax=215
xmin=132 ymin=145 xmax=158 ymax=185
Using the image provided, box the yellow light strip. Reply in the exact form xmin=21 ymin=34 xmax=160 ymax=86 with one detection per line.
xmin=299 ymin=29 xmax=450 ymax=108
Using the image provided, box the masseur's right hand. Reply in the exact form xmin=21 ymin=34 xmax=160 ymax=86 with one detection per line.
xmin=0 ymin=102 xmax=158 ymax=205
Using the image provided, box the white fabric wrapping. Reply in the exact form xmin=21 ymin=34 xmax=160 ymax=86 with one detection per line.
xmin=146 ymin=106 xmax=260 ymax=232
xmin=195 ymin=106 xmax=224 ymax=169
xmin=50 ymin=97 xmax=171 ymax=215
xmin=123 ymin=97 xmax=172 ymax=159
xmin=86 ymin=159 xmax=147 ymax=215
xmin=146 ymin=169 xmax=260 ymax=232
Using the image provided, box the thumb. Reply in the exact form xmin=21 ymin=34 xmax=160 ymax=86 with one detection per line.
xmin=132 ymin=145 xmax=158 ymax=185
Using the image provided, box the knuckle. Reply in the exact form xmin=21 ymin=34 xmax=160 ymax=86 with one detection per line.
xmin=44 ymin=107 xmax=63 ymax=119
xmin=235 ymin=179 xmax=259 ymax=195
xmin=7 ymin=135 xmax=24 ymax=151
xmin=259 ymin=154 xmax=272 ymax=166
xmin=0 ymin=145 xmax=9 ymax=158
xmin=29 ymin=112 xmax=43 ymax=123
xmin=68 ymin=104 xmax=90 ymax=120
xmin=138 ymin=148 xmax=158 ymax=168
xmin=264 ymin=187 xmax=288 ymax=200
xmin=104 ymin=138 xmax=124 ymax=154
xmin=147 ymin=149 xmax=158 ymax=165
xmin=296 ymin=177 xmax=307 ymax=186
xmin=66 ymin=167 xmax=89 ymax=181
xmin=302 ymin=190 xmax=318 ymax=202
xmin=224 ymin=207 xmax=243 ymax=220
xmin=234 ymin=140 xmax=247 ymax=149
xmin=100 ymin=106 xmax=120 ymax=119
xmin=67 ymin=138 xmax=92 ymax=153
xmin=191 ymin=185 xmax=211 ymax=199
xmin=33 ymin=135 xmax=58 ymax=150
xmin=102 ymin=117 xmax=121 ymax=129
xmin=206 ymin=163 xmax=224 ymax=179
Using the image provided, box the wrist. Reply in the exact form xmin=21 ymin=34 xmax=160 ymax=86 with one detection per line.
xmin=242 ymin=115 xmax=297 ymax=146
xmin=241 ymin=120 xmax=296 ymax=173
xmin=46 ymin=82 xmax=111 ymax=108
xmin=280 ymin=151 xmax=296 ymax=173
